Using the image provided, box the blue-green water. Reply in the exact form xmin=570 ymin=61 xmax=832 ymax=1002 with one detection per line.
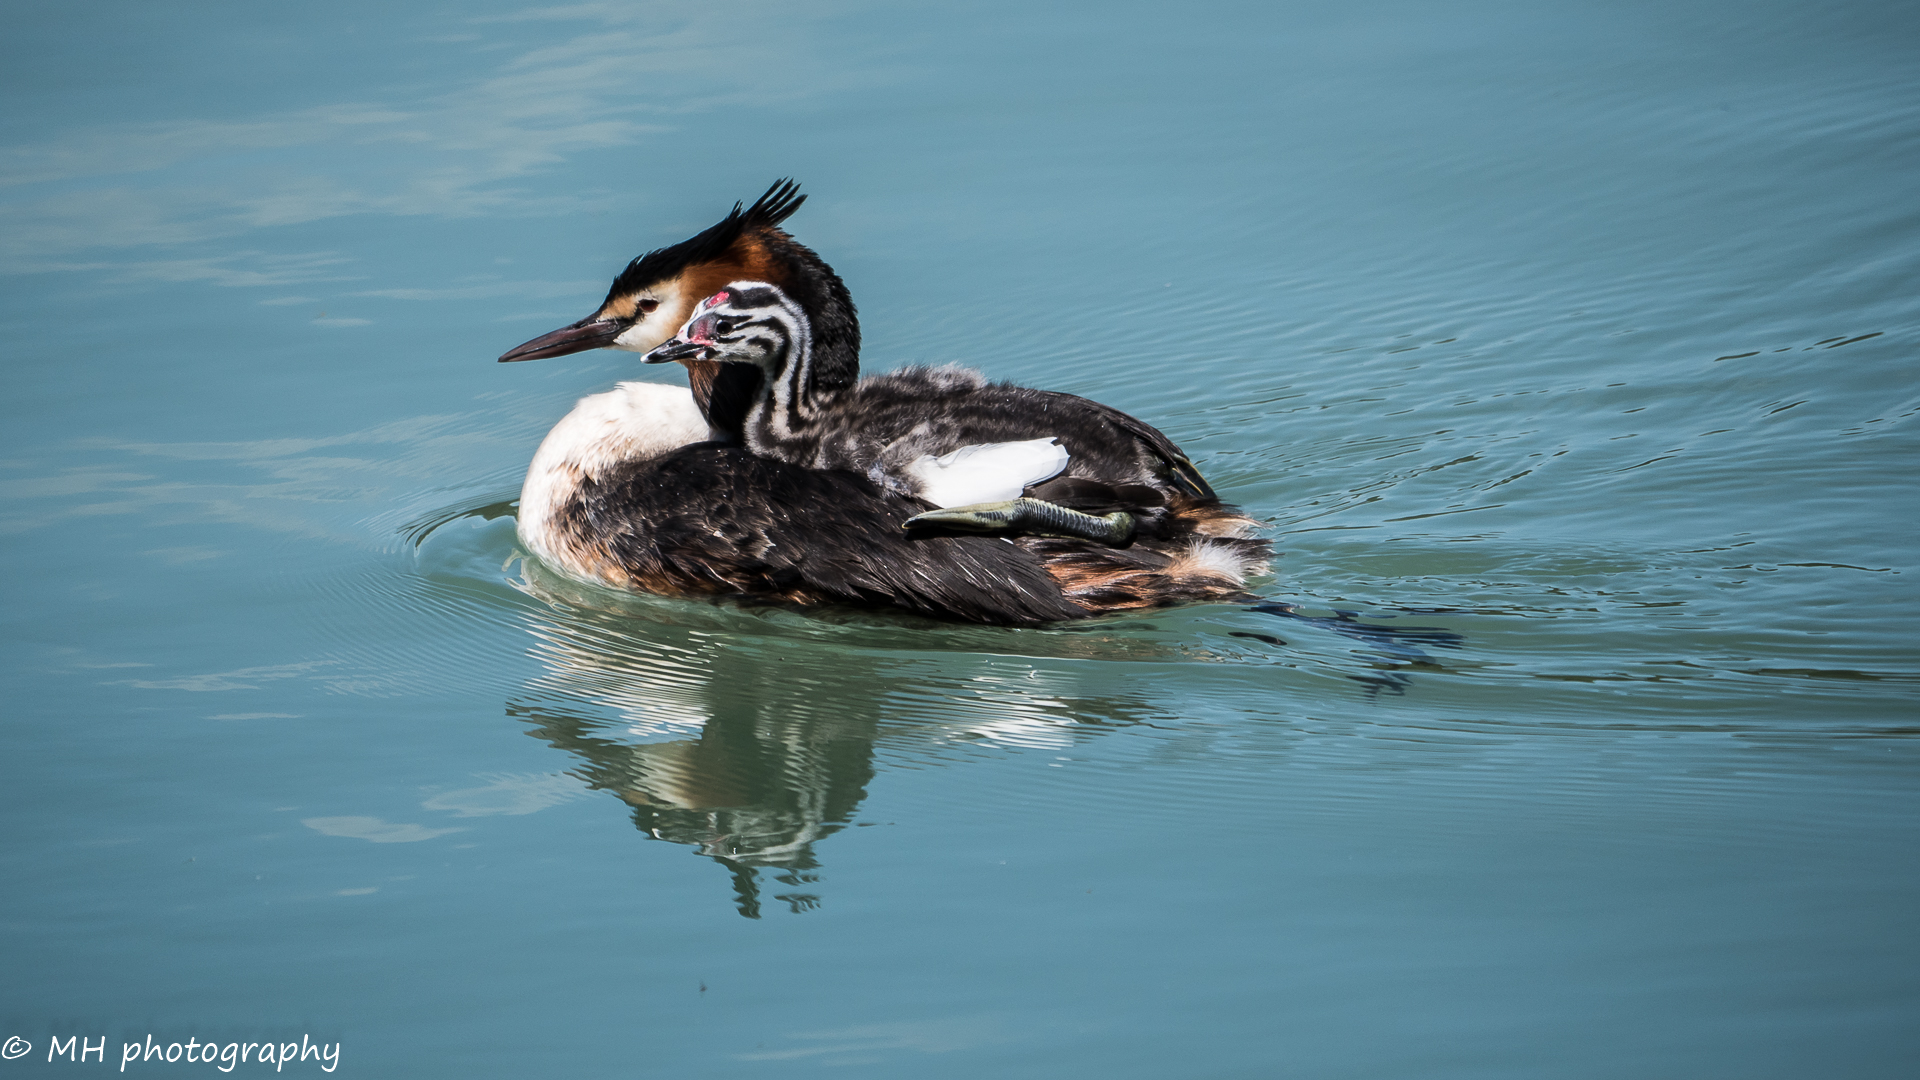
xmin=3 ymin=1 xmax=1916 ymax=1076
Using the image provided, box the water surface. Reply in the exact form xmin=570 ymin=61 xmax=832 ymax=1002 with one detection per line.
xmin=3 ymin=1 xmax=1916 ymax=1076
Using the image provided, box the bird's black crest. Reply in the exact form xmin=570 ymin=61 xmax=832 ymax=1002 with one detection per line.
xmin=604 ymin=179 xmax=807 ymax=304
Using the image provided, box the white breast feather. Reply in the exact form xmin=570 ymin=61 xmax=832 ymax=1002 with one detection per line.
xmin=519 ymin=381 xmax=710 ymax=571
xmin=904 ymin=437 xmax=1071 ymax=508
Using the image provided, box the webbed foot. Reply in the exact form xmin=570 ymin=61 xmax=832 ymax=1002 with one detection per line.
xmin=904 ymin=498 xmax=1136 ymax=546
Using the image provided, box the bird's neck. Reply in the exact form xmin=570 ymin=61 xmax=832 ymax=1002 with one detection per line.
xmin=743 ymin=315 xmax=838 ymax=461
xmin=757 ymin=228 xmax=860 ymax=396
xmin=685 ymin=361 xmax=763 ymax=444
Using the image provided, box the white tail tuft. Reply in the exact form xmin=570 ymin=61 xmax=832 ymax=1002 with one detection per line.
xmin=1169 ymin=540 xmax=1259 ymax=584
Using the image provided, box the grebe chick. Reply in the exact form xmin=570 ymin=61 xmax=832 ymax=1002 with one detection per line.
xmin=645 ymin=281 xmax=1267 ymax=556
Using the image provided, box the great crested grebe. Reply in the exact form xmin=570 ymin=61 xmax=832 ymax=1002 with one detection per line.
xmin=503 ymin=180 xmax=1244 ymax=548
xmin=501 ymin=181 xmax=1270 ymax=618
xmin=515 ymin=380 xmax=1262 ymax=622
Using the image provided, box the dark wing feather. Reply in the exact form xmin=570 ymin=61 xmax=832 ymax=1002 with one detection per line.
xmin=581 ymin=445 xmax=1086 ymax=626
xmin=1027 ymin=390 xmax=1217 ymax=500
xmin=835 ymin=371 xmax=1219 ymax=502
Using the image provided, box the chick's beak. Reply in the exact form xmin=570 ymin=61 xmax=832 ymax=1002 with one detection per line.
xmin=498 ymin=316 xmax=627 ymax=362
xmin=642 ymin=312 xmax=718 ymax=364
xmin=642 ymin=337 xmax=711 ymax=364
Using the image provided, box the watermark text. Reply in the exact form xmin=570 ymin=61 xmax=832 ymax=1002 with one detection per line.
xmin=5 ymin=1034 xmax=339 ymax=1072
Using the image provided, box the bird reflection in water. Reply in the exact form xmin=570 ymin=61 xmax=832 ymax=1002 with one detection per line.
xmin=504 ymin=558 xmax=1174 ymax=918
xmin=510 ymin=692 xmax=866 ymax=919
xmin=469 ymin=511 xmax=1464 ymax=915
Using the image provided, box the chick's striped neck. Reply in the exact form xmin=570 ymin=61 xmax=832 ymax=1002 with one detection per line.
xmin=738 ymin=299 xmax=832 ymax=456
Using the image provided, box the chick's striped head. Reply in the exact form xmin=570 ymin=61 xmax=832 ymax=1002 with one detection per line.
xmin=643 ymin=283 xmax=807 ymax=371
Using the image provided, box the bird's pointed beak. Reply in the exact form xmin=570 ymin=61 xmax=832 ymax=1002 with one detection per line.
xmin=642 ymin=312 xmax=719 ymax=364
xmin=497 ymin=316 xmax=626 ymax=362
xmin=642 ymin=337 xmax=712 ymax=364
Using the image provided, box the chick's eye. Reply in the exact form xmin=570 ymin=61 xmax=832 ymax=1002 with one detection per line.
xmin=636 ymin=298 xmax=660 ymax=314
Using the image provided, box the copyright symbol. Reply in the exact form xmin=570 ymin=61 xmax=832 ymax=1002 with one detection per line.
xmin=1 ymin=1036 xmax=29 ymax=1059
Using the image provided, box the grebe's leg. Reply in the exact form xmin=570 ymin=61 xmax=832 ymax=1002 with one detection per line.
xmin=904 ymin=498 xmax=1135 ymax=546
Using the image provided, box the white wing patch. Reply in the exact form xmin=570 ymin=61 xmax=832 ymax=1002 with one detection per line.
xmin=905 ymin=437 xmax=1071 ymax=508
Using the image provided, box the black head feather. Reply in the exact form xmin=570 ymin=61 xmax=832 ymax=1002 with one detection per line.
xmin=603 ymin=179 xmax=808 ymax=304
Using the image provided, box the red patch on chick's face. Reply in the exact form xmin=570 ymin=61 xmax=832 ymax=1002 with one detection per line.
xmin=682 ymin=290 xmax=731 ymax=347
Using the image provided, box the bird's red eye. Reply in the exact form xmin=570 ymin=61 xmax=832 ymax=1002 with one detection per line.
xmin=637 ymin=297 xmax=660 ymax=314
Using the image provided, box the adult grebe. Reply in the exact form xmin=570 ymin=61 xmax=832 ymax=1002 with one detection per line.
xmin=501 ymin=181 xmax=1242 ymax=547
xmin=502 ymin=181 xmax=1270 ymax=614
